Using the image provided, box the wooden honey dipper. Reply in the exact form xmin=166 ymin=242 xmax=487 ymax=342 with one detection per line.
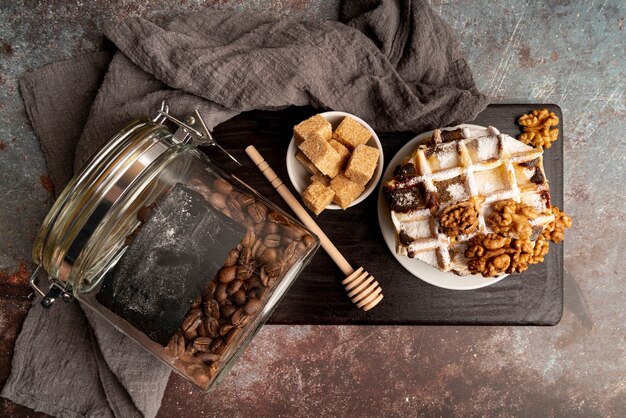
xmin=245 ymin=145 xmax=383 ymax=311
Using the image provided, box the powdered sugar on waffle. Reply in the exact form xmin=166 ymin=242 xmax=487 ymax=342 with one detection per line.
xmin=477 ymin=136 xmax=499 ymax=161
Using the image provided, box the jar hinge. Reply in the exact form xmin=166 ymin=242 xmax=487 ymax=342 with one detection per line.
xmin=29 ymin=265 xmax=74 ymax=309
xmin=153 ymin=101 xmax=241 ymax=165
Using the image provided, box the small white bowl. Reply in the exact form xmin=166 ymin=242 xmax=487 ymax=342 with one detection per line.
xmin=286 ymin=111 xmax=384 ymax=210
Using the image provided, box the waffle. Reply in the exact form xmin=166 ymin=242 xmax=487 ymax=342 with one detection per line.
xmin=384 ymin=126 xmax=554 ymax=276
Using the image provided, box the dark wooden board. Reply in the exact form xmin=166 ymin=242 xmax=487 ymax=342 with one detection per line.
xmin=207 ymin=104 xmax=564 ymax=325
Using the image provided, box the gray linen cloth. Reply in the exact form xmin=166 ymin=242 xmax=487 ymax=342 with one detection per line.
xmin=2 ymin=1 xmax=488 ymax=416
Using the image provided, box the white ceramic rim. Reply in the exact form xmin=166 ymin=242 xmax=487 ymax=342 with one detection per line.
xmin=376 ymin=124 xmax=509 ymax=290
xmin=286 ymin=111 xmax=384 ymax=210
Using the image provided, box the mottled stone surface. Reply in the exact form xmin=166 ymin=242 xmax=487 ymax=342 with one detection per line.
xmin=0 ymin=0 xmax=624 ymax=417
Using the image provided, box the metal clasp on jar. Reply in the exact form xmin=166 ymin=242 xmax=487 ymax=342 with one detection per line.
xmin=153 ymin=101 xmax=241 ymax=165
xmin=29 ymin=265 xmax=73 ymax=308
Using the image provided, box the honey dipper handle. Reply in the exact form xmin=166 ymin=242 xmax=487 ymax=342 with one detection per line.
xmin=245 ymin=145 xmax=354 ymax=276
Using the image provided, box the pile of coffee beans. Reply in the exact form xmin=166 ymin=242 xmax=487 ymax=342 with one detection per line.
xmin=165 ymin=178 xmax=315 ymax=389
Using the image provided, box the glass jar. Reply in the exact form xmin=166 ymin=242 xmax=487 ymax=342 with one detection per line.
xmin=30 ymin=106 xmax=319 ymax=391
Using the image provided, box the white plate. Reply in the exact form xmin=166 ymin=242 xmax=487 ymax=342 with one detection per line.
xmin=286 ymin=111 xmax=384 ymax=209
xmin=376 ymin=124 xmax=508 ymax=290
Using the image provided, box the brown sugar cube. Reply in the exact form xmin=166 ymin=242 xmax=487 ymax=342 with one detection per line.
xmin=298 ymin=137 xmax=342 ymax=177
xmin=330 ymin=174 xmax=365 ymax=209
xmin=303 ymin=182 xmax=335 ymax=215
xmin=329 ymin=139 xmax=351 ymax=169
xmin=332 ymin=117 xmax=371 ymax=149
xmin=310 ymin=172 xmax=331 ymax=186
xmin=293 ymin=114 xmax=332 ymax=145
xmin=344 ymin=144 xmax=380 ymax=186
xmin=295 ymin=151 xmax=320 ymax=175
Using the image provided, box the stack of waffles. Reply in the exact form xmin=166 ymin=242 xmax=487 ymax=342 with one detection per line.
xmin=384 ymin=126 xmax=554 ymax=276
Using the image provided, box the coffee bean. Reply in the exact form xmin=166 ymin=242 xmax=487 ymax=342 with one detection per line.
xmin=243 ymin=218 xmax=255 ymax=230
xmin=267 ymin=211 xmax=289 ymax=225
xmin=247 ymin=204 xmax=266 ymax=223
xmin=204 ymin=317 xmax=220 ymax=338
xmin=243 ymin=298 xmax=263 ymax=315
xmin=220 ymin=324 xmax=234 ymax=337
xmin=231 ymin=309 xmax=250 ymax=328
xmin=217 ymin=265 xmax=237 ymax=283
xmin=213 ymin=178 xmax=233 ymax=194
xmin=282 ymin=241 xmax=299 ymax=264
xmin=220 ymin=304 xmax=236 ymax=319
xmin=189 ymin=365 xmax=211 ymax=388
xmin=231 ymin=289 xmax=247 ymax=306
xmin=303 ymin=233 xmax=316 ymax=247
xmin=203 ymin=280 xmax=217 ymax=299
xmin=167 ymin=333 xmax=184 ymax=357
xmin=183 ymin=328 xmax=198 ymax=340
xmin=215 ymin=283 xmax=228 ymax=302
xmin=229 ymin=211 xmax=245 ymax=224
xmin=211 ymin=338 xmax=226 ymax=355
xmin=266 ymin=275 xmax=279 ymax=287
xmin=182 ymin=311 xmax=202 ymax=333
xmin=202 ymin=298 xmax=218 ymax=318
xmin=259 ymin=248 xmax=278 ymax=264
xmin=185 ymin=341 xmax=198 ymax=356
xmin=260 ymin=268 xmax=269 ymax=287
xmin=193 ymin=337 xmax=214 ymax=352
xmin=281 ymin=224 xmax=304 ymax=240
xmin=263 ymin=222 xmax=279 ymax=235
xmin=197 ymin=351 xmax=220 ymax=363
xmin=247 ymin=275 xmax=263 ymax=290
xmin=175 ymin=334 xmax=186 ymax=356
xmin=238 ymin=193 xmax=255 ymax=207
xmin=137 ymin=205 xmax=153 ymax=222
xmin=178 ymin=350 xmax=197 ymax=365
xmin=197 ymin=320 xmax=207 ymax=337
xmin=264 ymin=262 xmax=282 ymax=280
xmin=228 ymin=190 xmax=242 ymax=200
xmin=254 ymin=222 xmax=264 ymax=235
xmin=281 ymin=235 xmax=293 ymax=246
xmin=166 ymin=334 xmax=178 ymax=351
xmin=223 ymin=328 xmax=239 ymax=346
xmin=209 ymin=192 xmax=227 ymax=209
xmin=255 ymin=286 xmax=268 ymax=300
xmin=203 ymin=298 xmax=220 ymax=319
xmin=296 ymin=242 xmax=307 ymax=255
xmin=238 ymin=247 xmax=253 ymax=265
xmin=236 ymin=264 xmax=254 ymax=281
xmin=227 ymin=279 xmax=243 ymax=295
xmin=191 ymin=296 xmax=202 ymax=309
xmin=186 ymin=362 xmax=207 ymax=377
xmin=227 ymin=196 xmax=242 ymax=213
xmin=242 ymin=229 xmax=256 ymax=248
xmin=223 ymin=249 xmax=240 ymax=267
xmin=263 ymin=234 xmax=281 ymax=248
xmin=251 ymin=239 xmax=264 ymax=257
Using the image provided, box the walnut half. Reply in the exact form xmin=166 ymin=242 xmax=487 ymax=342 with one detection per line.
xmin=541 ymin=205 xmax=572 ymax=243
xmin=487 ymin=200 xmax=538 ymax=240
xmin=518 ymin=108 xmax=559 ymax=149
xmin=438 ymin=197 xmax=483 ymax=241
xmin=531 ymin=237 xmax=550 ymax=264
xmin=466 ymin=233 xmax=511 ymax=277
